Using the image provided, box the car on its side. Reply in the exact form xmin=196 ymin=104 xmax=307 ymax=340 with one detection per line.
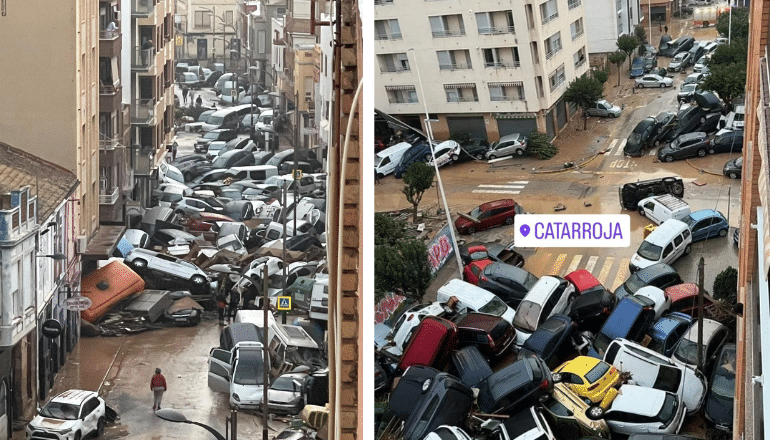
xmin=683 ymin=209 xmax=729 ymax=241
xmin=585 ymin=100 xmax=622 ymax=118
xmin=454 ymin=199 xmax=524 ymax=234
xmin=603 ymin=385 xmax=686 ymax=435
xmin=476 ymin=355 xmax=553 ymax=415
xmin=614 ymin=263 xmax=683 ymax=299
xmin=26 ymin=389 xmax=107 ymax=440
xmin=476 ymin=262 xmax=539 ymax=309
xmin=657 ymin=132 xmax=711 ymax=162
xmin=539 ymin=383 xmax=612 ymax=437
xmin=723 ymin=156 xmax=742 ymax=179
xmin=649 ymin=111 xmax=680 ymax=147
xmin=424 ymin=426 xmax=473 ymax=440
xmin=486 ymin=133 xmax=528 ymax=159
xmin=393 ymin=140 xmax=433 ymax=178
xmin=705 ymin=343 xmax=736 ymax=431
xmin=709 ymin=130 xmax=743 ymax=154
xmin=635 ymin=74 xmax=674 ymax=88
xmin=124 ymin=248 xmax=211 ymax=292
xmin=552 ymin=356 xmax=622 ymax=412
xmin=633 ymin=286 xmax=672 ymax=320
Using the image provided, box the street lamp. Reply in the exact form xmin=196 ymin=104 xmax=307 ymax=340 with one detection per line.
xmin=36 ymin=253 xmax=67 ymax=260
xmin=155 ymin=408 xmax=226 ymax=440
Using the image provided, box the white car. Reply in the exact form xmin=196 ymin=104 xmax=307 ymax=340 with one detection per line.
xmin=124 ymin=248 xmax=211 ymax=290
xmin=672 ymin=318 xmax=731 ymax=371
xmin=635 ymin=74 xmax=673 ymax=88
xmin=603 ymin=385 xmax=686 ymax=435
xmin=604 ymin=338 xmax=707 ymax=413
xmin=512 ymin=276 xmax=575 ymax=347
xmin=385 ymin=301 xmax=450 ymax=356
xmin=633 ymin=286 xmax=671 ymax=320
xmin=427 ymin=140 xmax=461 ymax=168
xmin=26 ymin=389 xmax=107 ymax=440
xmin=495 ymin=406 xmax=556 ymax=440
xmin=173 ymin=197 xmax=225 ymax=215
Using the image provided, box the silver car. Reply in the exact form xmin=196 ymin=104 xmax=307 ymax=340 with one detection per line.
xmin=267 ymin=372 xmax=309 ymax=415
xmin=124 ymin=248 xmax=211 ymax=290
xmin=485 ymin=133 xmax=528 ymax=159
xmin=585 ymin=99 xmax=622 ymax=118
xmin=635 ymin=74 xmax=673 ymax=88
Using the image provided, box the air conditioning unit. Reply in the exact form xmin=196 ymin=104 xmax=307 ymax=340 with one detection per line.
xmin=76 ymin=235 xmax=88 ymax=254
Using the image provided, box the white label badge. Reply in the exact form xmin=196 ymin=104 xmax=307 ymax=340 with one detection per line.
xmin=514 ymin=214 xmax=631 ymax=248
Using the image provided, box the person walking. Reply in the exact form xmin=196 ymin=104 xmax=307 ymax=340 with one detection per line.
xmin=151 ymin=368 xmax=167 ymax=411
xmin=216 ymin=275 xmax=229 ymax=325
xmin=228 ymin=288 xmax=241 ymax=321
xmin=181 ymin=86 xmax=189 ymax=104
xmin=195 ymin=94 xmax=203 ymax=107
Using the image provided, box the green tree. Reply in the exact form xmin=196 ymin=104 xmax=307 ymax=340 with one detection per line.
xmin=374 ymin=239 xmax=433 ymax=302
xmin=608 ymin=51 xmax=627 ymax=87
xmin=527 ymin=131 xmax=558 ymax=159
xmin=716 ymin=7 xmax=749 ymax=41
xmin=712 ymin=266 xmax=738 ymax=305
xmin=402 ymin=161 xmax=435 ymax=223
xmin=617 ymin=34 xmax=640 ymax=70
xmin=634 ymin=25 xmax=647 ymax=46
xmin=699 ymin=63 xmax=746 ymax=111
xmin=709 ymin=39 xmax=748 ymax=67
xmin=374 ymin=212 xmax=405 ymax=246
xmin=592 ymin=66 xmax=610 ymax=85
xmin=563 ymin=75 xmax=604 ymax=129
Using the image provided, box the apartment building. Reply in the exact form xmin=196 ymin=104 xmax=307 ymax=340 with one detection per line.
xmin=130 ymin=0 xmax=176 ymax=210
xmin=584 ymin=0 xmax=641 ymax=53
xmin=375 ymin=0 xmax=589 ymax=141
xmin=245 ymin=0 xmax=289 ymax=88
xmin=176 ymin=0 xmax=242 ymax=67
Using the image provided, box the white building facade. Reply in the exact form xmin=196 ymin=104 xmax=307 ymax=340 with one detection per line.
xmin=375 ymin=0 xmax=589 ymax=140
xmin=584 ymin=0 xmax=642 ymax=54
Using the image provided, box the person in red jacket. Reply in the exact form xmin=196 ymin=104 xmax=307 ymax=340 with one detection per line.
xmin=151 ymin=368 xmax=167 ymax=411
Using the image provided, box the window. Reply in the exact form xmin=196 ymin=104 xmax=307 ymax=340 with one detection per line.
xmin=194 ymin=11 xmax=212 ymax=28
xmin=378 ymin=53 xmax=410 ymax=73
xmin=489 ymin=83 xmax=525 ymax=101
xmin=540 ymin=0 xmax=558 ymax=24
xmin=663 ymin=243 xmax=674 ymax=258
xmin=548 ymin=65 xmax=566 ymax=91
xmin=570 ymin=19 xmax=583 ymax=40
xmin=386 ymin=86 xmax=418 ymax=104
xmin=429 ymin=14 xmax=465 ymax=37
xmin=569 ymin=0 xmax=581 ymax=9
xmin=545 ymin=32 xmax=562 ymax=59
xmin=375 ymin=19 xmax=402 ymax=40
xmin=444 ymin=84 xmax=479 ymax=102
xmin=476 ymin=10 xmax=515 ymax=34
xmin=574 ymin=48 xmax=586 ymax=68
xmin=437 ymin=50 xmax=473 ymax=70
xmin=674 ymin=235 xmax=683 ymax=246
xmin=225 ymin=10 xmax=233 ymax=26
xmin=483 ymin=47 xmax=520 ymax=68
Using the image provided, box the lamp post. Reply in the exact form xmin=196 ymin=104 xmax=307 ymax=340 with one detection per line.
xmin=155 ymin=408 xmax=227 ymax=440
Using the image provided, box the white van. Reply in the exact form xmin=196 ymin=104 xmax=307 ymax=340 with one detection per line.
xmin=208 ymin=341 xmax=267 ymax=410
xmin=629 ymin=219 xmax=692 ymax=272
xmin=235 ymin=310 xmax=323 ymax=372
xmin=224 ymin=165 xmax=279 ymax=182
xmin=309 ymin=274 xmax=328 ymax=321
xmin=375 ymin=142 xmax=411 ymax=178
xmin=637 ymin=194 xmax=691 ymax=225
xmin=436 ymin=279 xmax=516 ymax=325
xmin=200 ymin=104 xmax=252 ymax=132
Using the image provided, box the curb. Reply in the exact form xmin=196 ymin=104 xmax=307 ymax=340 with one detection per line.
xmin=685 ymin=158 xmax=724 ymax=177
xmin=531 ymin=153 xmax=600 ymax=174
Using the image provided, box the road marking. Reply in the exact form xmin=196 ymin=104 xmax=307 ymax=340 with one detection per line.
xmin=488 ymin=156 xmax=513 ymax=164
xmin=615 ymin=139 xmax=627 ymax=156
xmin=477 ymin=184 xmax=526 ymax=189
xmin=596 ymin=257 xmax=614 ymax=285
xmin=585 ymin=255 xmax=598 ymax=273
xmin=611 ymin=258 xmax=631 ymax=291
xmin=534 ymin=253 xmax=552 ymax=274
xmin=564 ymin=255 xmax=583 ymax=275
xmin=472 ymin=189 xmax=521 ymax=194
xmin=649 ymin=149 xmax=656 ymax=156
xmin=607 ymin=139 xmax=618 ymax=153
xmin=551 ymin=253 xmax=567 ymax=275
xmin=508 ymin=181 xmax=529 ymax=184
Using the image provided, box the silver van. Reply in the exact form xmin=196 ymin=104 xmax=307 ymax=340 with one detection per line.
xmin=630 ymin=219 xmax=692 ymax=272
xmin=223 ymin=165 xmax=278 ymax=182
xmin=200 ymin=104 xmax=252 ymax=132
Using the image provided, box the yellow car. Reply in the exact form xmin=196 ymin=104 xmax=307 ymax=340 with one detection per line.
xmin=553 ymin=356 xmax=622 ymax=410
xmin=540 ymin=383 xmax=612 ymax=435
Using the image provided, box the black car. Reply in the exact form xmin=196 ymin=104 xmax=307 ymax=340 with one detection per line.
xmin=693 ymin=91 xmax=724 ymax=115
xmin=194 ymin=128 xmax=238 ymax=153
xmin=614 ymin=263 xmax=682 ymax=299
xmin=668 ymin=106 xmax=704 ymax=140
xmin=710 ymin=130 xmax=744 ymax=154
xmin=723 ymin=156 xmax=742 ymax=179
xmin=624 ymin=117 xmax=657 ymax=156
xmin=477 ymin=262 xmax=539 ymax=309
xmin=401 ymin=371 xmax=474 ymax=440
xmin=658 ymin=132 xmax=711 ymax=162
xmin=476 ymin=355 xmax=553 ymax=414
xmin=705 ymin=343 xmax=736 ymax=431
xmin=448 ymin=345 xmax=494 ymax=388
xmin=650 ymin=67 xmax=668 ymax=77
xmin=619 ymin=176 xmax=684 ymax=210
xmin=566 ymin=287 xmax=616 ymax=333
xmin=457 ymin=139 xmax=490 ymax=161
xmin=517 ymin=314 xmax=576 ymax=369
xmin=649 ymin=111 xmax=679 ymax=147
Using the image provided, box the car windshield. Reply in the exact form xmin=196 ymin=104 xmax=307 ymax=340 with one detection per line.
xmin=40 ymin=402 xmax=80 ymax=420
xmin=712 ymin=351 xmax=736 ymax=398
xmin=673 ymin=338 xmax=699 ymax=364
xmin=478 ymin=297 xmax=509 ymax=317
xmin=736 ymin=157 xmax=743 ymax=167
xmin=207 ymin=116 xmax=225 ymax=126
xmin=584 ymin=361 xmax=610 ymax=383
xmin=684 ymin=215 xmax=698 ymax=229
xmin=271 ymin=377 xmax=298 ymax=392
xmin=374 ymin=156 xmax=385 ymax=167
xmin=198 ymin=112 xmax=213 ymax=122
xmin=593 ymin=332 xmax=612 ymax=356
xmin=204 ymin=131 xmax=220 ymax=139
xmin=628 ymin=132 xmax=642 ymax=144
xmin=655 ymin=393 xmax=677 ymax=424
xmin=468 ymin=206 xmax=483 ymax=218
xmin=682 ymin=84 xmax=696 ymax=92
xmin=513 ymin=301 xmax=541 ymax=332
xmin=637 ymin=241 xmax=663 ymax=261
xmin=623 ymin=274 xmax=647 ymax=294
xmin=233 ymin=356 xmax=265 ymax=385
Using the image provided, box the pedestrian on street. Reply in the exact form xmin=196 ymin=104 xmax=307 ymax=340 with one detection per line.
xmin=228 ymin=288 xmax=241 ymax=321
xmin=151 ymin=368 xmax=167 ymax=411
xmin=216 ymin=276 xmax=228 ymax=325
xmin=195 ymin=95 xmax=203 ymax=107
xmin=181 ymin=86 xmax=188 ymax=104
xmin=664 ymin=25 xmax=668 ymax=34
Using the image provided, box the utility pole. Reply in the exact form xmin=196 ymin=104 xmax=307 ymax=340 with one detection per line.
xmin=697 ymin=257 xmax=705 ymax=371
xmin=261 ymin=263 xmax=269 ymax=440
xmin=293 ymin=91 xmax=300 ymax=243
xmin=281 ymin=181 xmax=288 ymax=325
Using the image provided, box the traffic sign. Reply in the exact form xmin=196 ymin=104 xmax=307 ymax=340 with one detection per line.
xmin=64 ymin=296 xmax=93 ymax=311
xmin=175 ymin=35 xmax=183 ymax=46
xmin=292 ymin=169 xmax=303 ymax=180
xmin=277 ymin=296 xmax=292 ymax=311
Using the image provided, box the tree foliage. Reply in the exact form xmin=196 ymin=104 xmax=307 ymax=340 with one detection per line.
xmin=449 ymin=131 xmax=472 ymax=145
xmin=716 ymin=7 xmax=749 ymax=41
xmin=527 ymin=131 xmax=558 ymax=159
xmin=402 ymin=161 xmax=435 ymax=223
xmin=617 ymin=34 xmax=640 ymax=68
xmin=374 ymin=231 xmax=433 ymax=302
xmin=608 ymin=51 xmax=627 ymax=87
xmin=563 ymin=75 xmax=604 ymax=129
xmin=592 ymin=66 xmax=610 ymax=85
xmin=709 ymin=40 xmax=748 ymax=67
xmin=634 ymin=25 xmax=647 ymax=45
xmin=699 ymin=63 xmax=746 ymax=111
xmin=712 ymin=266 xmax=738 ymax=305
xmin=374 ymin=212 xmax=406 ymax=246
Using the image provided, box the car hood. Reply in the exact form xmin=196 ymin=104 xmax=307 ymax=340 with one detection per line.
xmin=455 ymin=216 xmax=476 ymax=228
xmin=29 ymin=416 xmax=79 ymax=432
xmin=705 ymin=392 xmax=733 ymax=426
xmin=231 ymin=383 xmax=264 ymax=404
xmin=268 ymin=389 xmax=301 ymax=404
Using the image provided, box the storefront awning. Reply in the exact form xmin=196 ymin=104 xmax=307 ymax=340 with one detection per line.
xmin=489 ymin=81 xmax=524 ymax=87
xmin=443 ymin=83 xmax=476 ymax=89
xmin=384 ymin=85 xmax=415 ymax=91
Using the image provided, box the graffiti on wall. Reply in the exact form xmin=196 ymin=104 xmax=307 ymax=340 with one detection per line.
xmin=375 ymin=292 xmax=406 ymax=324
xmin=427 ymin=224 xmax=455 ymax=274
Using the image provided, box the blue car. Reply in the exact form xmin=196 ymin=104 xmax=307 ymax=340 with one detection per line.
xmin=586 ymin=296 xmax=656 ymax=359
xmin=629 ymin=57 xmax=645 ymax=78
xmin=683 ymin=209 xmax=729 ymax=242
xmin=393 ymin=141 xmax=432 ymax=178
xmin=647 ymin=312 xmax=692 ymax=357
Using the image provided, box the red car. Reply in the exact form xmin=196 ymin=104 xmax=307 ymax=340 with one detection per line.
xmin=564 ymin=269 xmax=602 ymax=294
xmin=398 ymin=316 xmax=458 ymax=371
xmin=455 ymin=313 xmax=516 ymax=357
xmin=454 ymin=199 xmax=524 ymax=234
xmin=664 ymin=283 xmax=716 ymax=318
xmin=185 ymin=211 xmax=235 ymax=231
xmin=463 ymin=259 xmax=494 ymax=284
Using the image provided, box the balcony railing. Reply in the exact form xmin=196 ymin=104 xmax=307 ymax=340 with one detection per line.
xmin=439 ymin=63 xmax=472 ymax=70
xmin=376 ymin=33 xmax=402 ymax=40
xmin=569 ymin=0 xmax=581 ymax=9
xmin=432 ymin=29 xmax=466 ymax=38
xmin=545 ymin=44 xmax=562 ymax=60
xmin=447 ymin=96 xmax=479 ymax=102
xmin=574 ymin=57 xmax=586 ymax=69
xmin=572 ymin=29 xmax=584 ymax=40
xmin=131 ymin=46 xmax=156 ymax=69
xmin=485 ymin=61 xmax=521 ymax=68
xmin=542 ymin=12 xmax=559 ymax=25
xmin=99 ymin=29 xmax=119 ymax=39
xmin=99 ymin=83 xmax=120 ymax=95
xmin=132 ymin=147 xmax=154 ymax=175
xmin=478 ymin=26 xmax=515 ymax=35
xmin=131 ymin=98 xmax=155 ymax=124
xmin=131 ymin=0 xmax=152 ymax=16
xmin=388 ymin=97 xmax=418 ymax=104
xmin=491 ymin=96 xmax=520 ymax=101
xmin=99 ymin=137 xmax=123 ymax=150
xmin=380 ymin=66 xmax=411 ymax=73
xmin=99 ymin=187 xmax=119 ymax=205
xmin=550 ymin=74 xmax=566 ymax=91
xmin=374 ymin=0 xmax=394 ymax=4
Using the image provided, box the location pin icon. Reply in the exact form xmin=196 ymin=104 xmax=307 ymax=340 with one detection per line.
xmin=520 ymin=224 xmax=530 ymax=237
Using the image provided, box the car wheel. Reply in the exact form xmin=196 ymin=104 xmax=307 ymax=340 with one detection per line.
xmin=697 ymin=149 xmax=707 ymax=157
xmin=700 ymin=116 xmax=706 ymax=124
xmin=638 ymin=208 xmax=646 ymax=217
xmin=551 ymin=373 xmax=563 ymax=383
xmin=488 ymin=154 xmax=496 ymax=160
xmin=609 ymin=113 xmax=616 ymax=118
xmin=131 ymin=259 xmax=147 ymax=270
xmin=451 ymin=154 xmax=459 ymax=162
xmin=191 ymin=275 xmax=206 ymax=285
xmin=665 ymin=155 xmax=674 ymax=162
xmin=671 ymin=183 xmax=685 ymax=196
xmin=709 ymin=148 xmax=715 ymax=154
xmin=504 ymin=216 xmax=514 ymax=225
xmin=660 ymin=83 xmax=665 ymax=88
xmin=515 ymin=149 xmax=525 ymax=156
xmin=96 ymin=417 xmax=106 ymax=437
xmin=175 ymin=209 xmax=186 ymax=216
xmin=654 ymin=139 xmax=661 ymax=147
xmin=424 ymin=153 xmax=432 ymax=161
xmin=476 ymin=153 xmax=485 ymax=160
xmin=74 ymin=432 xmax=81 ymax=440
xmin=467 ymin=226 xmax=477 ymax=234
xmin=728 ymin=172 xmax=739 ymax=179
xmin=586 ymin=405 xmax=605 ymax=420
xmin=719 ymin=228 xmax=728 ymax=237
xmin=376 ymin=173 xmax=384 ymax=180
xmin=685 ymin=244 xmax=692 ymax=255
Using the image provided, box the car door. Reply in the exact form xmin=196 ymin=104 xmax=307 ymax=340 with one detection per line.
xmin=642 ymin=201 xmax=659 ymax=223
xmin=661 ymin=243 xmax=675 ymax=265
xmin=208 ymin=348 xmax=232 ymax=393
xmin=691 ymin=218 xmax=710 ymax=241
xmin=670 ymin=233 xmax=685 ymax=261
xmin=80 ymin=397 xmax=100 ymax=435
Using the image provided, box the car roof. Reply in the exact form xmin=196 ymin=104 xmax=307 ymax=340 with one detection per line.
xmin=522 ymin=276 xmax=563 ymax=303
xmin=479 ymin=199 xmax=517 ymax=211
xmin=487 ymin=261 xmax=528 ymax=278
xmin=610 ymin=385 xmax=666 ymax=415
xmin=51 ymin=389 xmax=98 ymax=405
xmin=457 ymin=312 xmax=505 ymax=332
xmin=682 ymin=318 xmax=726 ymax=340
xmin=557 ymin=355 xmax=603 ymax=375
xmin=650 ymin=314 xmax=689 ymax=338
xmin=688 ymin=209 xmax=723 ymax=221
xmin=635 ymin=263 xmax=677 ymax=280
xmin=564 ymin=269 xmax=601 ymax=292
xmin=499 ymin=133 xmax=523 ymax=142
xmin=678 ymin=132 xmax=707 ymax=141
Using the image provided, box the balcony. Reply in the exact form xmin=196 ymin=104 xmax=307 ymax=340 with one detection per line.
xmin=376 ymin=32 xmax=402 ymax=40
xmin=131 ymin=0 xmax=152 ymax=17
xmin=99 ymin=187 xmax=119 ymax=205
xmin=132 ymin=146 xmax=154 ymax=175
xmin=380 ymin=66 xmax=411 ymax=73
xmin=447 ymin=96 xmax=478 ymax=103
xmin=99 ymin=137 xmax=124 ymax=151
xmin=542 ymin=12 xmax=559 ymax=25
xmin=574 ymin=57 xmax=586 ymax=69
xmin=432 ymin=29 xmax=466 ymax=38
xmin=131 ymin=98 xmax=155 ymax=125
xmin=478 ymin=26 xmax=515 ymax=35
xmin=374 ymin=0 xmax=394 ymax=4
xmin=568 ymin=0 xmax=581 ymax=9
xmin=99 ymin=84 xmax=122 ymax=113
xmin=439 ymin=63 xmax=472 ymax=70
xmin=131 ymin=46 xmax=156 ymax=70
xmin=485 ymin=61 xmax=521 ymax=68
xmin=388 ymin=97 xmax=418 ymax=104
xmin=572 ymin=30 xmax=584 ymax=41
xmin=545 ymin=44 xmax=562 ymax=60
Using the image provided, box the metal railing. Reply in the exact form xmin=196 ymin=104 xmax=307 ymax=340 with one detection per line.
xmin=380 ymin=66 xmax=410 ymax=73
xmin=99 ymin=29 xmax=119 ymax=39
xmin=374 ymin=0 xmax=394 ymax=4
xmin=478 ymin=26 xmax=515 ymax=35
xmin=545 ymin=44 xmax=562 ymax=60
xmin=99 ymin=137 xmax=123 ymax=150
xmin=541 ymin=12 xmax=559 ymax=25
xmin=439 ymin=63 xmax=472 ymax=70
xmin=490 ymin=95 xmax=520 ymax=101
xmin=574 ymin=58 xmax=586 ymax=69
xmin=568 ymin=0 xmax=581 ymax=9
xmin=99 ymin=187 xmax=119 ymax=205
xmin=485 ymin=61 xmax=521 ymax=68
xmin=572 ymin=29 xmax=584 ymax=40
xmin=131 ymin=0 xmax=152 ymax=16
xmin=99 ymin=84 xmax=119 ymax=95
xmin=376 ymin=32 xmax=402 ymax=40
xmin=432 ymin=29 xmax=466 ymax=38
xmin=132 ymin=46 xmax=156 ymax=69
xmin=131 ymin=98 xmax=155 ymax=124
xmin=388 ymin=97 xmax=419 ymax=104
xmin=550 ymin=74 xmax=566 ymax=91
xmin=447 ymin=96 xmax=478 ymax=102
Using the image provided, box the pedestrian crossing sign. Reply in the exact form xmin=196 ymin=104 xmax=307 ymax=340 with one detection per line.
xmin=277 ymin=296 xmax=292 ymax=311
xmin=175 ymin=35 xmax=183 ymax=46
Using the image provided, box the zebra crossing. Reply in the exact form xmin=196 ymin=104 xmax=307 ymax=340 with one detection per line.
xmin=604 ymin=138 xmax=657 ymax=156
xmin=527 ymin=252 xmax=631 ymax=292
xmin=472 ymin=181 xmax=529 ymax=195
